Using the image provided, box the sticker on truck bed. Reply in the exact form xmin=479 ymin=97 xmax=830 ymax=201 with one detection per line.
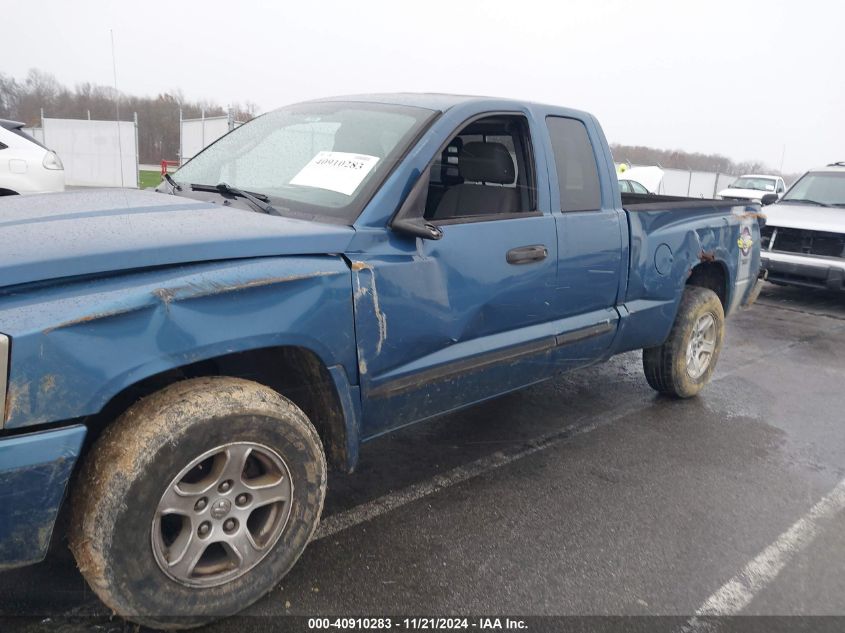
xmin=738 ymin=226 xmax=753 ymax=256
xmin=290 ymin=151 xmax=380 ymax=196
xmin=729 ymin=214 xmax=756 ymax=314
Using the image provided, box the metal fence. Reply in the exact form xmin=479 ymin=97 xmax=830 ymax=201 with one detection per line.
xmin=619 ymin=163 xmax=737 ymax=198
xmin=179 ymin=108 xmax=242 ymax=164
xmin=21 ymin=126 xmax=45 ymax=145
xmin=25 ymin=111 xmax=139 ymax=188
xmin=659 ymin=168 xmax=736 ymax=198
xmin=22 ymin=106 xmax=246 ymax=187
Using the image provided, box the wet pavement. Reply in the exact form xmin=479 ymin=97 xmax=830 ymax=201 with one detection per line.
xmin=1 ymin=283 xmax=844 ymax=631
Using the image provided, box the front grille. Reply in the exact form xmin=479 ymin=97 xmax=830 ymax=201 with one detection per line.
xmin=761 ymin=226 xmax=774 ymax=250
xmin=769 ymin=227 xmax=845 ymax=258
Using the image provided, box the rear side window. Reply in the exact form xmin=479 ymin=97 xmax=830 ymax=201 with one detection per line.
xmin=10 ymin=127 xmax=48 ymax=150
xmin=546 ymin=116 xmax=601 ymax=212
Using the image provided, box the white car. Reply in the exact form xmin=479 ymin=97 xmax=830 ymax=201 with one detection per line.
xmin=760 ymin=163 xmax=845 ymax=292
xmin=718 ymin=174 xmax=785 ymax=203
xmin=0 ymin=119 xmax=65 ymax=195
xmin=618 ymin=178 xmax=650 ymax=194
xmin=617 ymin=166 xmax=663 ymax=194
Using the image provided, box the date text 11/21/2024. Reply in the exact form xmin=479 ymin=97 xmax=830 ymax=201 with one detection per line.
xmin=307 ymin=617 xmax=528 ymax=630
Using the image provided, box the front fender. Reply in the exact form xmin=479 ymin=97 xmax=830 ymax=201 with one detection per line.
xmin=0 ymin=256 xmax=356 ymax=430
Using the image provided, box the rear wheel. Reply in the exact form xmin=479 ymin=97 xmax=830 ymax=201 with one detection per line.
xmin=642 ymin=286 xmax=725 ymax=398
xmin=68 ymin=377 xmax=327 ymax=629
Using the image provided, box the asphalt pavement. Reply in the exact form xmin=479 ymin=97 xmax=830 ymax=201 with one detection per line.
xmin=1 ymin=283 xmax=844 ymax=632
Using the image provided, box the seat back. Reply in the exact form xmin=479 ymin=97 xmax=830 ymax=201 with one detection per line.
xmin=433 ymin=142 xmax=519 ymax=219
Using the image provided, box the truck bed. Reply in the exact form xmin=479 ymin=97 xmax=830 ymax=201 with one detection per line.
xmin=612 ymin=192 xmax=761 ymax=357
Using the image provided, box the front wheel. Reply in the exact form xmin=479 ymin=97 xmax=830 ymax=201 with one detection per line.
xmin=68 ymin=377 xmax=327 ymax=629
xmin=642 ymin=286 xmax=725 ymax=398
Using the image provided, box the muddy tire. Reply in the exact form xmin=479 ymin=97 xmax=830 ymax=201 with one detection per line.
xmin=642 ymin=286 xmax=725 ymax=398
xmin=68 ymin=377 xmax=327 ymax=629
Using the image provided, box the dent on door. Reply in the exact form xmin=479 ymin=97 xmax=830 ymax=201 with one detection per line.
xmin=350 ymin=215 xmax=558 ymax=438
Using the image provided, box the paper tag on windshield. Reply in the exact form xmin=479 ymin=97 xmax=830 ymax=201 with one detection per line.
xmin=290 ymin=151 xmax=380 ymax=196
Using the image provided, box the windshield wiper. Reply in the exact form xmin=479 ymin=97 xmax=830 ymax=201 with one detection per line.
xmin=190 ymin=182 xmax=280 ymax=215
xmin=163 ymin=172 xmax=182 ymax=192
xmin=781 ymin=198 xmax=831 ymax=207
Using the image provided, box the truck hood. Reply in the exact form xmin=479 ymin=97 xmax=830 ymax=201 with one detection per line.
xmin=763 ymin=202 xmax=845 ymax=234
xmin=0 ymin=189 xmax=356 ymax=288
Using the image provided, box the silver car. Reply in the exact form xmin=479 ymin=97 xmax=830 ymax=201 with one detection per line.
xmin=760 ymin=162 xmax=845 ymax=291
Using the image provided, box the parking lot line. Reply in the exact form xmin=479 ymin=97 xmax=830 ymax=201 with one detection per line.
xmin=314 ymin=420 xmax=600 ymax=541
xmin=683 ymin=477 xmax=845 ymax=629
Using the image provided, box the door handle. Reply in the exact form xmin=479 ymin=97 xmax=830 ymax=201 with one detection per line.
xmin=506 ymin=244 xmax=548 ymax=265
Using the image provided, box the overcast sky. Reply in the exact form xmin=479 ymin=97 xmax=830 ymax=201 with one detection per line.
xmin=4 ymin=0 xmax=842 ymax=173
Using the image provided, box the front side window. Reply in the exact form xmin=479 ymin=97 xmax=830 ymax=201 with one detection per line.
xmin=423 ymin=115 xmax=536 ymax=222
xmin=173 ymin=101 xmax=435 ymax=223
xmin=546 ymin=116 xmax=601 ymax=212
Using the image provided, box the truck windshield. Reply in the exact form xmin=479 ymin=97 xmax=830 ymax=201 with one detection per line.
xmin=781 ymin=172 xmax=845 ymax=207
xmin=730 ymin=177 xmax=776 ymax=191
xmin=173 ymin=101 xmax=436 ymax=223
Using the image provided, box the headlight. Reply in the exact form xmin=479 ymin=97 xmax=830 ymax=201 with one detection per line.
xmin=0 ymin=334 xmax=8 ymax=427
xmin=42 ymin=150 xmax=64 ymax=170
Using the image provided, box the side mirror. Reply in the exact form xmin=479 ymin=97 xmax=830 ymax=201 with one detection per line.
xmin=760 ymin=193 xmax=779 ymax=206
xmin=389 ymin=169 xmax=443 ymax=240
xmin=392 ymin=216 xmax=443 ymax=240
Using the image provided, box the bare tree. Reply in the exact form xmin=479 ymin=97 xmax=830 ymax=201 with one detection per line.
xmin=0 ymin=69 xmax=257 ymax=163
xmin=610 ymin=143 xmax=785 ymax=178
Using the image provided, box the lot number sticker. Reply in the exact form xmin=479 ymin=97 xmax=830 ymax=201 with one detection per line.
xmin=290 ymin=151 xmax=380 ymax=196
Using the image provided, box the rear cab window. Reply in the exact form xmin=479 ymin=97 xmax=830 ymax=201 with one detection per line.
xmin=545 ymin=116 xmax=601 ymax=212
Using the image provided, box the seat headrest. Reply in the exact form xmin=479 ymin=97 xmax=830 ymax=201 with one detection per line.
xmin=459 ymin=142 xmax=515 ymax=184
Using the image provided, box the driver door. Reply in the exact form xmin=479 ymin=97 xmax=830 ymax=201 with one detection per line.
xmin=351 ymin=114 xmax=559 ymax=437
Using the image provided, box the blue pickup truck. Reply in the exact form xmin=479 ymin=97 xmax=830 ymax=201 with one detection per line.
xmin=0 ymin=94 xmax=762 ymax=627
